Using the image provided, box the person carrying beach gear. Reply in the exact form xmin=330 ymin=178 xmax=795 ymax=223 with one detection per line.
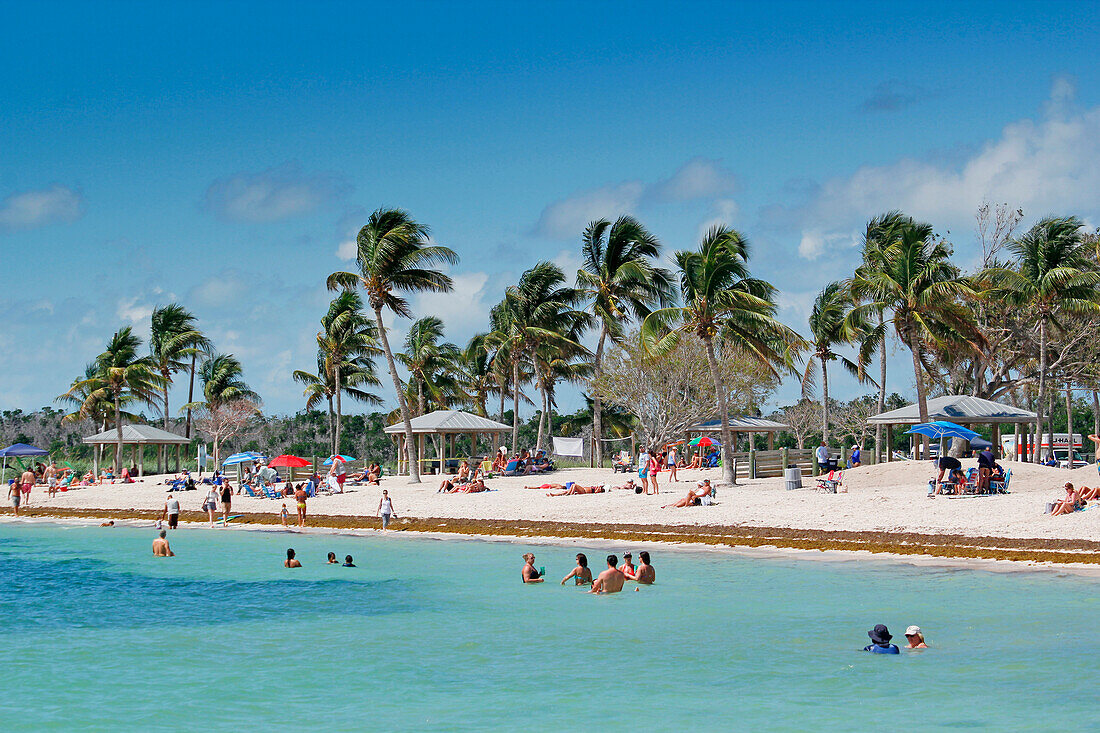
xmin=863 ymin=624 xmax=900 ymax=654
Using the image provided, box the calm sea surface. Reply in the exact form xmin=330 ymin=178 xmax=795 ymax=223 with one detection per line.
xmin=0 ymin=522 xmax=1097 ymax=731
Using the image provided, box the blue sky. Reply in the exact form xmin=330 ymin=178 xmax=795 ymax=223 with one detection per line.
xmin=3 ymin=1 xmax=1100 ymax=418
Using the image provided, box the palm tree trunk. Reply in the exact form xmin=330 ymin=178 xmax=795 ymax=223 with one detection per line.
xmin=907 ymin=330 xmax=930 ymax=458
xmin=512 ymin=356 xmax=521 ymax=454
xmin=535 ymin=369 xmax=548 ymax=453
xmin=418 ymin=380 xmax=426 ymax=417
xmin=375 ymin=307 xmax=420 ymax=482
xmin=1093 ymin=391 xmax=1099 ymax=447
xmin=703 ymin=338 xmax=736 ymax=485
xmin=875 ymin=317 xmax=886 ymax=462
xmin=592 ymin=326 xmax=608 ymax=468
xmin=820 ymin=356 xmax=830 ymax=445
xmin=327 ymin=396 xmax=335 ymax=455
xmin=161 ymin=383 xmax=170 ymax=474
xmin=114 ymin=395 xmax=123 ymax=473
xmin=1035 ymin=319 xmax=1047 ymax=463
xmin=334 ymin=364 xmax=342 ymax=455
xmin=185 ymin=352 xmax=197 ymax=439
xmin=1047 ymin=390 xmax=1055 ymax=463
xmin=1066 ymin=382 xmax=1073 ymax=454
xmin=499 ymin=378 xmax=506 ymax=424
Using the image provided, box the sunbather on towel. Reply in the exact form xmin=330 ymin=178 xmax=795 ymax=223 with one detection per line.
xmin=663 ymin=480 xmax=713 ymax=508
xmin=1051 ymin=482 xmax=1085 ymax=516
xmin=547 ymin=482 xmax=605 ymax=496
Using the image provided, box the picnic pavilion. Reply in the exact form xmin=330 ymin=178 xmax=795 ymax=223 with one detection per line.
xmin=384 ymin=410 xmax=511 ymax=475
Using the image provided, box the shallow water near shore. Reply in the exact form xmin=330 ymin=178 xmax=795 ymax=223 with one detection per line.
xmin=1 ymin=522 xmax=1097 ymax=731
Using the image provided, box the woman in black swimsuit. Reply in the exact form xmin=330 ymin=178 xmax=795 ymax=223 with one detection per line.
xmin=220 ymin=481 xmax=233 ymax=526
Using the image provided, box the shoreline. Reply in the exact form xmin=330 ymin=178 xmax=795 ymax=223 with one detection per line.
xmin=7 ymin=506 xmax=1100 ymax=570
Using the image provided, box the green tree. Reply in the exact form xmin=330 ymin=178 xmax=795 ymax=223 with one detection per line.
xmin=327 ymin=207 xmax=458 ymax=483
xmin=150 ymin=303 xmax=209 ymax=469
xmin=459 ymin=333 xmax=500 ymax=418
xmin=56 ymin=362 xmax=140 ymax=473
xmin=292 ymin=352 xmax=380 ymax=454
xmin=398 ymin=316 xmax=463 ymax=416
xmin=642 ymin=226 xmax=802 ymax=485
xmin=851 ymin=217 xmax=981 ymax=426
xmin=576 ymin=216 xmax=673 ymax=466
xmin=317 ymin=291 xmax=382 ymax=452
xmin=801 ymin=281 xmax=873 ymax=445
xmin=988 ymin=216 xmax=1100 ymax=462
xmin=196 ymin=354 xmax=259 ymax=409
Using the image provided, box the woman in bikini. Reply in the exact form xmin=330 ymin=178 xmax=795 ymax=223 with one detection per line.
xmin=561 ymin=553 xmax=592 ymax=585
xmin=547 ymin=482 xmax=605 ymax=497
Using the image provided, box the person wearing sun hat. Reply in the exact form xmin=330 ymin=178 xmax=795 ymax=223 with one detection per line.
xmin=904 ymin=626 xmax=928 ymax=649
xmin=863 ymin=624 xmax=900 ymax=654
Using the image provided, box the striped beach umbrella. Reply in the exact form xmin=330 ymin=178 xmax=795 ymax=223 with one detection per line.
xmin=322 ymin=454 xmax=356 ymax=465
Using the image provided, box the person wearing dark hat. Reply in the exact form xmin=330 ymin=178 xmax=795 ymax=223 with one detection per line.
xmin=863 ymin=624 xmax=900 ymax=654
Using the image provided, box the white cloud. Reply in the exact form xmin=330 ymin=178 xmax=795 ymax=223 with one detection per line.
xmin=204 ymin=162 xmax=350 ymax=222
xmin=0 ymin=185 xmax=83 ymax=233
xmin=336 ymin=238 xmax=357 ymax=260
xmin=411 ymin=271 xmax=494 ymax=339
xmin=533 ymin=158 xmax=740 ymax=239
xmin=797 ymin=77 xmax=1100 ymax=259
xmin=697 ymin=198 xmax=741 ymax=239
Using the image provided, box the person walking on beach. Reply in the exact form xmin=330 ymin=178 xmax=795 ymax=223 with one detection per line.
xmin=294 ymin=484 xmax=308 ymax=527
xmin=152 ymin=530 xmax=174 ymax=557
xmin=280 ymin=503 xmax=289 ymax=527
xmin=667 ymin=446 xmax=679 ymax=483
xmin=376 ymin=489 xmax=396 ymax=529
xmin=285 ymin=548 xmax=301 ymax=567
xmin=44 ymin=462 xmax=58 ymax=498
xmin=203 ymin=485 xmax=218 ymax=527
xmin=633 ymin=551 xmax=655 ymax=584
xmin=8 ymin=480 xmax=21 ymax=516
xmin=220 ymin=480 xmax=233 ymax=526
xmin=20 ymin=468 xmax=35 ymax=507
xmin=590 ymin=555 xmax=626 ymax=594
xmin=163 ymin=493 xmax=180 ymax=529
xmin=647 ymin=449 xmax=660 ymax=495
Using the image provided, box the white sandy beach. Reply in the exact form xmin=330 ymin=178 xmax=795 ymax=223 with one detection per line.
xmin=19 ymin=459 xmax=1100 ymax=542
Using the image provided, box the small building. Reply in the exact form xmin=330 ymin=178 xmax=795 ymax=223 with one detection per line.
xmin=83 ymin=424 xmax=190 ymax=477
xmin=867 ymin=395 xmax=1037 ymax=460
xmin=384 ymin=410 xmax=511 ymax=475
xmin=689 ymin=416 xmax=790 ymax=450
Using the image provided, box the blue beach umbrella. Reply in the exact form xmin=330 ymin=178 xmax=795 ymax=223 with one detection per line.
xmin=222 ymin=451 xmax=265 ymax=467
xmin=904 ymin=421 xmax=981 ymax=441
xmin=323 ymin=454 xmax=356 ymax=465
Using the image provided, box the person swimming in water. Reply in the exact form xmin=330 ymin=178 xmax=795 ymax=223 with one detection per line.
xmin=285 ymin=548 xmax=301 ymax=568
xmin=618 ymin=552 xmax=636 ymax=578
xmin=863 ymin=624 xmax=900 ymax=654
xmin=343 ymin=555 xmax=356 ymax=567
xmin=152 ymin=530 xmax=174 ymax=557
xmin=590 ymin=554 xmax=626 ymax=594
xmin=560 ymin=553 xmax=592 ymax=585
xmin=521 ymin=552 xmax=544 ymax=583
xmin=633 ymin=551 xmax=655 ymax=585
xmin=904 ymin=626 xmax=928 ymax=648
xmin=327 ymin=552 xmax=338 ymax=564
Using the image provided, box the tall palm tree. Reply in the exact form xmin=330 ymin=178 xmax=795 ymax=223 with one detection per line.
xmin=459 ymin=333 xmax=499 ymax=418
xmin=317 ymin=291 xmax=382 ymax=452
xmin=398 ymin=316 xmax=463 ymax=416
xmin=327 ymin=207 xmax=457 ymax=483
xmin=642 ymin=226 xmax=803 ymax=485
xmin=576 ymin=216 xmax=673 ymax=466
xmin=293 ymin=352 xmax=382 ymax=454
xmin=859 ymin=212 xmax=909 ymax=461
xmin=66 ymin=328 xmax=163 ymax=472
xmin=150 ymin=303 xmax=209 ymax=471
xmin=57 ymin=362 xmax=139 ymax=473
xmin=491 ymin=262 xmax=591 ymax=454
xmin=196 ymin=354 xmax=259 ymax=409
xmin=989 ymin=216 xmax=1100 ymax=462
xmin=801 ymin=281 xmax=873 ymax=444
xmin=851 ymin=218 xmax=983 ymax=426
xmin=534 ymin=345 xmax=592 ymax=449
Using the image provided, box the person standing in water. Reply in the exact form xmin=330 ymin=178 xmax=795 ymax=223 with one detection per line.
xmin=377 ymin=490 xmax=396 ymax=530
xmin=152 ymin=530 xmax=174 ymax=557
xmin=618 ymin=552 xmax=636 ymax=579
xmin=522 ymin=552 xmax=544 ymax=583
xmin=633 ymin=551 xmax=655 ymax=584
xmin=590 ymin=555 xmax=627 ymax=594
xmin=561 ymin=553 xmax=592 ymax=585
xmin=285 ymin=548 xmax=301 ymax=567
xmin=904 ymin=626 xmax=928 ymax=648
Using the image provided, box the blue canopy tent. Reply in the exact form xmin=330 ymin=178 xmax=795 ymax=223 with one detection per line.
xmin=905 ymin=421 xmax=981 ymax=458
xmin=0 ymin=443 xmax=49 ymax=484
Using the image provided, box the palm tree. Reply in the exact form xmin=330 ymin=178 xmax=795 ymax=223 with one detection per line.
xmin=491 ymin=262 xmax=591 ymax=454
xmin=57 ymin=362 xmax=139 ymax=473
xmin=67 ymin=328 xmax=163 ymax=472
xmin=534 ymin=345 xmax=592 ymax=449
xmin=989 ymin=216 xmax=1100 ymax=462
xmin=293 ymin=352 xmax=382 ymax=454
xmin=327 ymin=208 xmax=458 ymax=483
xmin=801 ymin=281 xmax=873 ymax=445
xmin=459 ymin=333 xmax=499 ymax=417
xmin=150 ymin=304 xmax=209 ymax=471
xmin=576 ymin=216 xmax=673 ymax=466
xmin=642 ymin=226 xmax=803 ymax=485
xmin=398 ymin=316 xmax=464 ymax=416
xmin=851 ymin=218 xmax=983 ymax=426
xmin=316 ymin=291 xmax=382 ymax=452
xmin=196 ymin=354 xmax=259 ymax=409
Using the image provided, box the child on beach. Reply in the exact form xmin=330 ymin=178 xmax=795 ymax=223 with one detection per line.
xmin=280 ymin=503 xmax=289 ymax=527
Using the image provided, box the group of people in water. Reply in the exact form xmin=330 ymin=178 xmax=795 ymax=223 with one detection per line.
xmin=521 ymin=550 xmax=655 ymax=593
xmin=863 ymin=624 xmax=928 ymax=653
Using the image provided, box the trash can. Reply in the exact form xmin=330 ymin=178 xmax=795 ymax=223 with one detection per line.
xmin=784 ymin=466 xmax=802 ymax=491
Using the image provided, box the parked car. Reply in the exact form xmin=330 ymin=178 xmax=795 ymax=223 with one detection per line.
xmin=1053 ymin=449 xmax=1089 ymax=469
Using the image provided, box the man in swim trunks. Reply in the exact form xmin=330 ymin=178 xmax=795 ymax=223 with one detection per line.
xmin=44 ymin=462 xmax=58 ymax=497
xmin=162 ymin=493 xmax=180 ymax=529
xmin=285 ymin=548 xmax=301 ymax=567
xmin=590 ymin=554 xmax=626 ymax=594
xmin=618 ymin=552 xmax=636 ymax=578
xmin=152 ymin=530 xmax=174 ymax=557
xmin=8 ymin=480 xmax=21 ymax=515
xmin=633 ymin=551 xmax=655 ymax=584
xmin=522 ymin=552 xmax=544 ymax=583
xmin=20 ymin=468 xmax=35 ymax=507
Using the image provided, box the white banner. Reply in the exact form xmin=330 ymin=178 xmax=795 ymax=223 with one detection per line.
xmin=552 ymin=437 xmax=584 ymax=457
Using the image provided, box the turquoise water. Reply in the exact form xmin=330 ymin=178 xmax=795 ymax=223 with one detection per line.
xmin=1 ymin=523 xmax=1097 ymax=732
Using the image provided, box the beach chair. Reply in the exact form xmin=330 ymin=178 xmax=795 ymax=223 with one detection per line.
xmin=816 ymin=470 xmax=843 ymax=493
xmin=500 ymin=459 xmax=520 ymax=477
xmin=244 ymin=484 xmax=263 ymax=498
xmin=962 ymin=468 xmax=980 ymax=494
xmin=263 ymin=486 xmax=282 ymax=500
xmin=989 ymin=468 xmax=1011 ymax=494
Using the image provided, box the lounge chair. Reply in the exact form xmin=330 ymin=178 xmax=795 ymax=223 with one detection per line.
xmin=263 ymin=486 xmax=282 ymax=500
xmin=989 ymin=468 xmax=1011 ymax=494
xmin=612 ymin=451 xmax=635 ymax=473
xmin=816 ymin=470 xmax=843 ymax=493
xmin=500 ymin=459 xmax=520 ymax=477
xmin=244 ymin=484 xmax=263 ymax=498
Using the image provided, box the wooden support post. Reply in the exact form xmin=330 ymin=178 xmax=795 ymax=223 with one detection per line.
xmin=887 ymin=425 xmax=893 ymax=461
xmin=768 ymin=432 xmax=775 ymax=450
xmin=139 ymin=445 xmax=144 ymax=478
xmin=749 ymin=446 xmax=756 ymax=479
xmin=992 ymin=423 xmax=1001 ymax=458
xmin=781 ymin=447 xmax=789 ymax=471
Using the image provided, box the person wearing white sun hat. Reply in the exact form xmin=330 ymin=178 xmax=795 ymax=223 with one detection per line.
xmin=904 ymin=626 xmax=928 ymax=649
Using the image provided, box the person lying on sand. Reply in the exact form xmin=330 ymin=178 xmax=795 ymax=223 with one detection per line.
xmin=662 ymin=480 xmax=713 ymax=508
xmin=590 ymin=555 xmax=626 ymax=594
xmin=443 ymin=478 xmax=488 ymax=493
xmin=1051 ymin=482 xmax=1086 ymax=516
xmin=1078 ymin=485 xmax=1100 ymax=501
xmin=547 ymin=482 xmax=605 ymax=496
